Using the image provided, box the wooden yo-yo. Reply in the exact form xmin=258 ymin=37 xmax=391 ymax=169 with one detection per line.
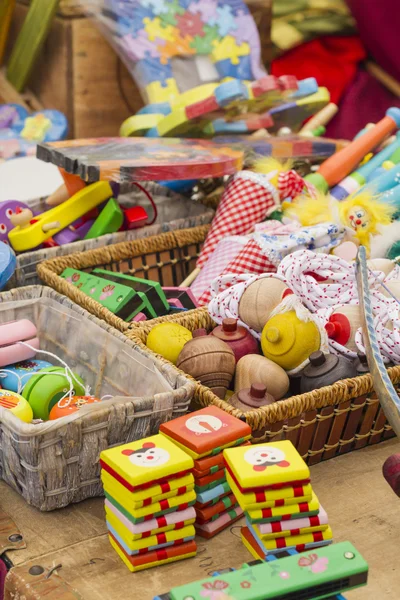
xmin=238 ymin=278 xmax=291 ymax=332
xmin=325 ymin=304 xmax=362 ymax=353
xmin=176 ymin=329 xmax=235 ymax=399
xmin=230 ymin=383 xmax=275 ymax=411
xmin=234 ymin=354 xmax=289 ymax=400
xmin=300 ymin=350 xmax=357 ymax=393
xmin=210 ymin=318 xmax=258 ymax=363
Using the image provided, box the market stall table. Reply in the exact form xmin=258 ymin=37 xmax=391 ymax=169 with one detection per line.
xmin=1 ymin=439 xmax=400 ymax=599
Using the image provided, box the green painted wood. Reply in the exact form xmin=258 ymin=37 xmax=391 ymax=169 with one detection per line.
xmin=7 ymin=0 xmax=60 ymax=91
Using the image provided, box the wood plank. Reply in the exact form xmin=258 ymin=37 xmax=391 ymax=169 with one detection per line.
xmin=1 ymin=439 xmax=400 ymax=599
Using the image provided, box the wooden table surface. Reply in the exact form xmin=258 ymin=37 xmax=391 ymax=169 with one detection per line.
xmin=1 ymin=439 xmax=400 ymax=599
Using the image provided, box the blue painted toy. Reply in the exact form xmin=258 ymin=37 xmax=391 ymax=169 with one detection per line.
xmin=0 ymin=359 xmax=53 ymax=392
xmin=0 ymin=241 xmax=16 ymax=290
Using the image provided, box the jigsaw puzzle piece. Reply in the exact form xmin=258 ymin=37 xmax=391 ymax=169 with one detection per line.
xmin=144 ymin=17 xmax=177 ymax=42
xmin=141 ymin=0 xmax=167 ymax=15
xmin=158 ymin=34 xmax=196 ymax=64
xmin=190 ymin=24 xmax=220 ymax=54
xmin=158 ymin=0 xmax=185 ymax=26
xmin=209 ymin=5 xmax=237 ymax=37
xmin=125 ymin=29 xmax=165 ymax=60
xmin=145 ymin=78 xmax=180 ymax=104
xmin=17 ymin=110 xmax=68 ymax=143
xmin=188 ymin=0 xmax=217 ymax=21
xmin=214 ymin=54 xmax=252 ymax=80
xmin=136 ymin=53 xmax=172 ymax=86
xmin=211 ymin=36 xmax=249 ymax=66
xmin=175 ymin=10 xmax=205 ymax=37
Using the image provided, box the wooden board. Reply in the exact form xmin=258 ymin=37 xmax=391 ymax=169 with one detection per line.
xmin=1 ymin=439 xmax=400 ymax=599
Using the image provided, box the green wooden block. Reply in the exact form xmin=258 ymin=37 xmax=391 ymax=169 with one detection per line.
xmin=84 ymin=198 xmax=124 ymax=240
xmin=7 ymin=0 xmax=60 ymax=92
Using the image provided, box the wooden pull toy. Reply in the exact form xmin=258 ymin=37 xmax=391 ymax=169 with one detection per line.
xmin=238 ymin=277 xmax=291 ymax=332
xmin=210 ymin=318 xmax=259 ymax=363
xmin=8 ymin=181 xmax=113 ymax=251
xmin=0 ymin=390 xmax=33 ymax=423
xmin=234 ymin=354 xmax=289 ymax=400
xmin=325 ymin=304 xmax=362 ymax=353
xmin=176 ymin=330 xmax=235 ymax=399
xmin=49 ymin=395 xmax=101 ymax=420
xmin=300 ymin=350 xmax=357 ymax=393
xmin=9 ymin=207 xmax=33 ymax=228
xmin=230 ymin=383 xmax=276 ymax=411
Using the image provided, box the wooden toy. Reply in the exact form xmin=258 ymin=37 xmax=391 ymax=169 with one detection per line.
xmin=49 ymin=395 xmax=101 ymax=420
xmin=325 ymin=304 xmax=363 ymax=353
xmin=223 ymin=441 xmax=310 ymax=490
xmin=227 ymin=472 xmax=312 ymax=510
xmin=175 ymin=332 xmax=235 ymax=398
xmin=195 ymin=493 xmax=238 ymax=523
xmin=84 ymin=198 xmax=124 ymax=239
xmin=0 ymin=390 xmax=33 ymax=423
xmin=210 ymin=318 xmax=259 ymax=362
xmin=229 ymin=383 xmax=276 ymax=411
xmin=300 ymin=351 xmax=358 ymax=394
xmin=354 ymin=354 xmax=369 ymax=375
xmin=306 ymin=108 xmax=400 ymax=193
xmin=261 ymin=311 xmax=321 ymax=371
xmin=382 ymin=454 xmax=400 ymax=496
xmin=37 ymin=138 xmax=244 ymax=182
xmin=123 ymin=206 xmax=148 ymax=230
xmin=299 ymin=103 xmax=338 ymax=135
xmin=161 ymin=541 xmax=367 ymax=599
xmin=8 ymin=182 xmax=113 ymax=251
xmin=93 ymin=270 xmax=169 ymax=317
xmin=195 ymin=505 xmax=243 ymax=539
xmin=146 ymin=322 xmax=192 ymax=364
xmin=194 ymin=468 xmax=226 ymax=491
xmin=367 ymin=258 xmax=395 ymax=276
xmin=238 ymin=277 xmax=291 ymax=332
xmin=22 ymin=366 xmax=85 ymax=421
xmin=0 ymin=359 xmax=52 ymax=392
xmin=245 ymin=519 xmax=333 ymax=554
xmin=107 ymin=522 xmax=194 ymax=557
xmin=257 ymin=505 xmax=329 ymax=537
xmin=193 ymin=441 xmax=251 ymax=476
xmin=246 ymin=491 xmax=320 ymax=524
xmin=0 ymin=241 xmax=16 ymax=290
xmin=0 ymin=200 xmax=31 ymax=243
xmin=234 ymin=355 xmax=290 ymax=400
xmin=90 ymin=273 xmax=156 ymax=321
xmin=52 ymin=219 xmax=95 ymax=246
xmin=268 ymin=88 xmax=330 ymax=133
xmin=160 ymin=405 xmax=251 ymax=460
xmin=109 ymin=534 xmax=197 ymax=573
xmin=104 ymin=500 xmax=196 ymax=540
xmin=162 ymin=288 xmax=198 ymax=310
xmin=0 ymin=319 xmax=39 ymax=367
xmin=196 ymin=480 xmax=231 ymax=505
xmin=105 ymin=491 xmax=196 ymax=525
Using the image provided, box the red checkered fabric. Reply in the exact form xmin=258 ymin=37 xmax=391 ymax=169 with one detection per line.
xmin=278 ymin=170 xmax=305 ymax=199
xmin=196 ymin=174 xmax=278 ymax=269
xmin=199 ymin=239 xmax=276 ymax=305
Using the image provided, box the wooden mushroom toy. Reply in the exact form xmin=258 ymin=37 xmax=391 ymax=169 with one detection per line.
xmin=176 ymin=329 xmax=235 ymax=399
xmin=238 ymin=277 xmax=291 ymax=332
xmin=210 ymin=318 xmax=258 ymax=363
xmin=234 ymin=354 xmax=289 ymax=400
xmin=325 ymin=304 xmax=362 ymax=353
xmin=229 ymin=383 xmax=276 ymax=411
xmin=300 ymin=350 xmax=357 ymax=393
xmin=9 ymin=207 xmax=34 ymax=229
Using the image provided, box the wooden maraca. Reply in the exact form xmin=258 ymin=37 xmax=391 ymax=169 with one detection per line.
xmin=176 ymin=329 xmax=235 ymax=399
xmin=325 ymin=304 xmax=362 ymax=353
xmin=234 ymin=354 xmax=289 ymax=400
xmin=210 ymin=318 xmax=258 ymax=363
xmin=238 ymin=277 xmax=291 ymax=332
xmin=229 ymin=383 xmax=275 ymax=411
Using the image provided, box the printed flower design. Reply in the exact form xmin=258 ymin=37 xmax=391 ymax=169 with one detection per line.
xmin=298 ymin=554 xmax=329 ymax=574
xmin=279 ymin=571 xmax=290 ymax=580
xmin=200 ymin=580 xmax=233 ymax=600
xmin=176 ymin=11 xmax=205 ymax=37
xmin=240 ymin=581 xmax=251 ymax=589
xmin=100 ymin=284 xmax=115 ymax=300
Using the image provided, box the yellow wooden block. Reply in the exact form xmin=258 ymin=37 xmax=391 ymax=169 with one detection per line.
xmin=145 ymin=79 xmax=180 ymax=104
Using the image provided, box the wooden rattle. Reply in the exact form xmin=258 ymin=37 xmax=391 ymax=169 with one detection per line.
xmin=300 ymin=351 xmax=357 ymax=393
xmin=0 ymin=390 xmax=33 ymax=423
xmin=229 ymin=383 xmax=275 ymax=411
xmin=210 ymin=318 xmax=259 ymax=363
xmin=261 ymin=311 xmax=321 ymax=371
xmin=176 ymin=330 xmax=235 ymax=399
xmin=234 ymin=354 xmax=289 ymax=400
xmin=22 ymin=366 xmax=85 ymax=420
xmin=325 ymin=304 xmax=362 ymax=353
xmin=238 ymin=278 xmax=291 ymax=332
xmin=49 ymin=395 xmax=101 ymax=420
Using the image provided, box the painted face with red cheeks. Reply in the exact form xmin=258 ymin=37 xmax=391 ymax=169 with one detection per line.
xmin=244 ymin=446 xmax=290 ymax=471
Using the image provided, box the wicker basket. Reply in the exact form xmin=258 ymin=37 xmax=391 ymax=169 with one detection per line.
xmin=8 ymin=183 xmax=214 ymax=288
xmin=0 ymin=286 xmax=195 ymax=511
xmin=126 ymin=308 xmax=397 ymax=464
xmin=37 ymin=227 xmax=396 ymax=463
xmin=37 ymin=225 xmax=209 ymax=333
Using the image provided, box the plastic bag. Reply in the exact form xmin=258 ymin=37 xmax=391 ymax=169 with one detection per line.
xmin=79 ymin=0 xmax=266 ymax=105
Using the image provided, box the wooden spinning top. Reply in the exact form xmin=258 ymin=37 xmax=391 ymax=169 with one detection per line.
xmin=234 ymin=354 xmax=289 ymax=400
xmin=300 ymin=350 xmax=357 ymax=393
xmin=354 ymin=353 xmax=369 ymax=375
xmin=325 ymin=304 xmax=362 ymax=353
xmin=238 ymin=277 xmax=291 ymax=332
xmin=210 ymin=318 xmax=258 ymax=363
xmin=229 ymin=383 xmax=275 ymax=411
xmin=176 ymin=331 xmax=235 ymax=399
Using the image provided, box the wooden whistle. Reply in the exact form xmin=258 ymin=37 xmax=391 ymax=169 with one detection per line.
xmin=305 ymin=108 xmax=400 ymax=192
